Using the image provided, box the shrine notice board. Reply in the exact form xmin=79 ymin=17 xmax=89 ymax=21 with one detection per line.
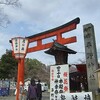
xmin=50 ymin=64 xmax=69 ymax=100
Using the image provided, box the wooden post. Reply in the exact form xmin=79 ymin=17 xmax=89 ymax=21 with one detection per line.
xmin=16 ymin=58 xmax=25 ymax=100
xmin=55 ymin=51 xmax=68 ymax=65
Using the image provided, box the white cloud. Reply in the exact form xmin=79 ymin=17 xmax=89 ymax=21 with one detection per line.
xmin=0 ymin=32 xmax=11 ymax=56
xmin=0 ymin=32 xmax=20 ymax=57
xmin=0 ymin=0 xmax=100 ymax=65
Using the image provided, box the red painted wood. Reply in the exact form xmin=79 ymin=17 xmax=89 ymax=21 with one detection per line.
xmin=28 ymin=23 xmax=76 ymax=43
xmin=27 ymin=36 xmax=76 ymax=53
xmin=26 ymin=17 xmax=80 ymax=53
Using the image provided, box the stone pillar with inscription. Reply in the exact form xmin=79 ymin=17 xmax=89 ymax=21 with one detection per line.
xmin=83 ymin=24 xmax=98 ymax=93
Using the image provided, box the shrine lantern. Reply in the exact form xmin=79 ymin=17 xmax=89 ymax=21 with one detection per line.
xmin=11 ymin=37 xmax=29 ymax=59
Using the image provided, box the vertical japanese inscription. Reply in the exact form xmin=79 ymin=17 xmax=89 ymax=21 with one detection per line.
xmin=50 ymin=64 xmax=69 ymax=100
xmin=58 ymin=92 xmax=92 ymax=100
xmin=83 ymin=24 xmax=98 ymax=92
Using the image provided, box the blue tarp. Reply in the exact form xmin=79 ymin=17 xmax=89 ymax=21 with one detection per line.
xmin=0 ymin=80 xmax=10 ymax=96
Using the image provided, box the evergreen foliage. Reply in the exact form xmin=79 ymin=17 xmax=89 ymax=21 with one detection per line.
xmin=0 ymin=51 xmax=50 ymax=83
xmin=0 ymin=51 xmax=18 ymax=79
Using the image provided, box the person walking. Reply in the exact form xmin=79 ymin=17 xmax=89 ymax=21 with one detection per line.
xmin=37 ymin=80 xmax=42 ymax=100
xmin=27 ymin=78 xmax=37 ymax=100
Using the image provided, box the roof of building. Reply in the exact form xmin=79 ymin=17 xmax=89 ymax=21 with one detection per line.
xmin=45 ymin=41 xmax=77 ymax=55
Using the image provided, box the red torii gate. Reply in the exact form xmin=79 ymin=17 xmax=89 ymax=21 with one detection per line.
xmin=11 ymin=17 xmax=80 ymax=100
xmin=26 ymin=17 xmax=80 ymax=53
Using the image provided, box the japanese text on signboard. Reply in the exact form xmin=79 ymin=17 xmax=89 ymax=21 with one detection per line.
xmin=50 ymin=64 xmax=69 ymax=100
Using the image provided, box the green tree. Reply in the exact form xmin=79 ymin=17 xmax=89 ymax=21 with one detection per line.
xmin=0 ymin=51 xmax=50 ymax=82
xmin=0 ymin=50 xmax=18 ymax=79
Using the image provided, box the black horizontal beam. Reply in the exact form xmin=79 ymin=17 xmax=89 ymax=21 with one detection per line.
xmin=26 ymin=17 xmax=80 ymax=39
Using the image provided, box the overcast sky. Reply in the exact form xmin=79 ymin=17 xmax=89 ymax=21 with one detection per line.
xmin=0 ymin=0 xmax=100 ymax=65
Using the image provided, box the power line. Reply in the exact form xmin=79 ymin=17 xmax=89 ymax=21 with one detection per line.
xmin=76 ymin=52 xmax=100 ymax=54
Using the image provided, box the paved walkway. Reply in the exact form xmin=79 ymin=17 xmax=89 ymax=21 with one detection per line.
xmin=0 ymin=92 xmax=50 ymax=100
xmin=0 ymin=96 xmax=15 ymax=100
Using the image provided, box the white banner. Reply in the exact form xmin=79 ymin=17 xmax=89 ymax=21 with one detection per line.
xmin=50 ymin=64 xmax=69 ymax=100
xmin=58 ymin=92 xmax=92 ymax=100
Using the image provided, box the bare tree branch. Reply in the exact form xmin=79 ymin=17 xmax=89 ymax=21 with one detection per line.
xmin=0 ymin=0 xmax=21 ymax=7
xmin=78 ymin=58 xmax=86 ymax=64
xmin=0 ymin=0 xmax=21 ymax=27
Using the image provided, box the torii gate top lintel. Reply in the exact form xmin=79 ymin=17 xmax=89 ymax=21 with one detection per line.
xmin=26 ymin=17 xmax=80 ymax=53
xmin=26 ymin=17 xmax=80 ymax=39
